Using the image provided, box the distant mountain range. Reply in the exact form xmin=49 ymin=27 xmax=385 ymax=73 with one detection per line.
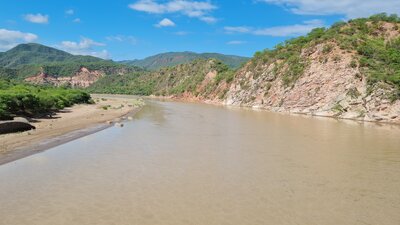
xmin=0 ymin=43 xmax=248 ymax=87
xmin=119 ymin=52 xmax=249 ymax=70
xmin=0 ymin=43 xmax=248 ymax=71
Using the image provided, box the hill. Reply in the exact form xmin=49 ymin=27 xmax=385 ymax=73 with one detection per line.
xmin=119 ymin=52 xmax=249 ymax=70
xmin=224 ymin=13 xmax=400 ymax=122
xmin=88 ymin=58 xmax=233 ymax=97
xmin=0 ymin=43 xmax=103 ymax=68
xmin=0 ymin=43 xmax=141 ymax=87
xmin=90 ymin=13 xmax=400 ymax=124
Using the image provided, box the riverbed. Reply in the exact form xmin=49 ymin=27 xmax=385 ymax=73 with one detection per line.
xmin=0 ymin=100 xmax=399 ymax=225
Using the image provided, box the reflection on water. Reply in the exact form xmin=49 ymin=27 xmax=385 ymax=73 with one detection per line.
xmin=0 ymin=100 xmax=400 ymax=225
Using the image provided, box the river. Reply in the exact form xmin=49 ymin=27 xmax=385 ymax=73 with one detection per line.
xmin=0 ymin=100 xmax=399 ymax=225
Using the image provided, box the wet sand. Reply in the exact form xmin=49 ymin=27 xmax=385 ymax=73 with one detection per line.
xmin=0 ymin=95 xmax=142 ymax=165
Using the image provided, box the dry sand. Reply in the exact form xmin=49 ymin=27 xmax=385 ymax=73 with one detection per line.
xmin=0 ymin=96 xmax=142 ymax=164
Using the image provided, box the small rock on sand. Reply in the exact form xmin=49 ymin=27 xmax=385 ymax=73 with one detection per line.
xmin=115 ymin=123 xmax=124 ymax=127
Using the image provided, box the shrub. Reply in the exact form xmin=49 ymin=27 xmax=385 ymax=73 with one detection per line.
xmin=0 ymin=80 xmax=92 ymax=120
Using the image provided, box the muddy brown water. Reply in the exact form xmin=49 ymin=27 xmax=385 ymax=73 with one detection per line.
xmin=0 ymin=100 xmax=399 ymax=225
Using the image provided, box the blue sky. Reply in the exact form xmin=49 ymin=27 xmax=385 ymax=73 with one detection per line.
xmin=0 ymin=0 xmax=399 ymax=60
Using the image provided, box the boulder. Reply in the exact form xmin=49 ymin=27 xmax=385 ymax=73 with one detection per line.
xmin=0 ymin=121 xmax=36 ymax=135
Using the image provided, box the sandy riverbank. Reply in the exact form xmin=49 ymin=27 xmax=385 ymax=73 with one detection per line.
xmin=0 ymin=95 xmax=143 ymax=165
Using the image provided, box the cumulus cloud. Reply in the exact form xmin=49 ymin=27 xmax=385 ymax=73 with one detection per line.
xmin=58 ymin=37 xmax=109 ymax=59
xmin=106 ymin=35 xmax=138 ymax=44
xmin=129 ymin=0 xmax=217 ymax=23
xmin=227 ymin=40 xmax=247 ymax=45
xmin=73 ymin=18 xmax=81 ymax=23
xmin=24 ymin=13 xmax=49 ymax=24
xmin=155 ymin=18 xmax=176 ymax=27
xmin=0 ymin=28 xmax=38 ymax=51
xmin=224 ymin=20 xmax=324 ymax=37
xmin=260 ymin=0 xmax=400 ymax=18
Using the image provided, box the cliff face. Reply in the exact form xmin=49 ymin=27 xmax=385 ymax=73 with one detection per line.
xmin=25 ymin=67 xmax=105 ymax=88
xmin=225 ymin=42 xmax=400 ymax=123
xmin=224 ymin=19 xmax=400 ymax=123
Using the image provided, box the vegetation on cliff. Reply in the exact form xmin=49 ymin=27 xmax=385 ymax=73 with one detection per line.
xmin=0 ymin=79 xmax=92 ymax=120
xmin=250 ymin=13 xmax=400 ymax=99
xmin=119 ymin=52 xmax=249 ymax=70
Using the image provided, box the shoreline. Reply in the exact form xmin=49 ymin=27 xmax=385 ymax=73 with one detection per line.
xmin=0 ymin=95 xmax=143 ymax=166
xmin=147 ymin=95 xmax=400 ymax=126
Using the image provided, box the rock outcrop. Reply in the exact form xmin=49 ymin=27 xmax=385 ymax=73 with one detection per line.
xmin=223 ymin=21 xmax=400 ymax=124
xmin=25 ymin=67 xmax=105 ymax=88
xmin=224 ymin=42 xmax=400 ymax=123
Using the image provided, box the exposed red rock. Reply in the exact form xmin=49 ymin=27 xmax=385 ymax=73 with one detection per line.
xmin=25 ymin=67 xmax=105 ymax=88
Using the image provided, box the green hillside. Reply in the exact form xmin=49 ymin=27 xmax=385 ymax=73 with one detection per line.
xmin=0 ymin=43 xmax=141 ymax=80
xmin=88 ymin=58 xmax=234 ymax=97
xmin=0 ymin=43 xmax=103 ymax=68
xmin=119 ymin=52 xmax=249 ymax=70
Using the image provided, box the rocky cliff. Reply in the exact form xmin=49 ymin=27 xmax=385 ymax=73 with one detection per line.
xmin=224 ymin=18 xmax=400 ymax=123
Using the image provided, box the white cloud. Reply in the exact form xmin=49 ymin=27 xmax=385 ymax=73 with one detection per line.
xmin=260 ymin=0 xmax=400 ymax=18
xmin=253 ymin=19 xmax=324 ymax=36
xmin=89 ymin=50 xmax=110 ymax=59
xmin=73 ymin=18 xmax=81 ymax=23
xmin=58 ymin=37 xmax=109 ymax=59
xmin=199 ymin=16 xmax=217 ymax=24
xmin=0 ymin=29 xmax=38 ymax=51
xmin=224 ymin=20 xmax=324 ymax=37
xmin=155 ymin=18 xmax=176 ymax=27
xmin=227 ymin=40 xmax=247 ymax=45
xmin=24 ymin=13 xmax=49 ymax=24
xmin=66 ymin=9 xmax=74 ymax=15
xmin=224 ymin=26 xmax=251 ymax=34
xmin=106 ymin=35 xmax=138 ymax=44
xmin=129 ymin=0 xmax=217 ymax=23
xmin=174 ymin=31 xmax=190 ymax=35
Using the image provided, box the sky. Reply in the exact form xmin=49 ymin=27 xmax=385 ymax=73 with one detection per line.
xmin=0 ymin=0 xmax=399 ymax=60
